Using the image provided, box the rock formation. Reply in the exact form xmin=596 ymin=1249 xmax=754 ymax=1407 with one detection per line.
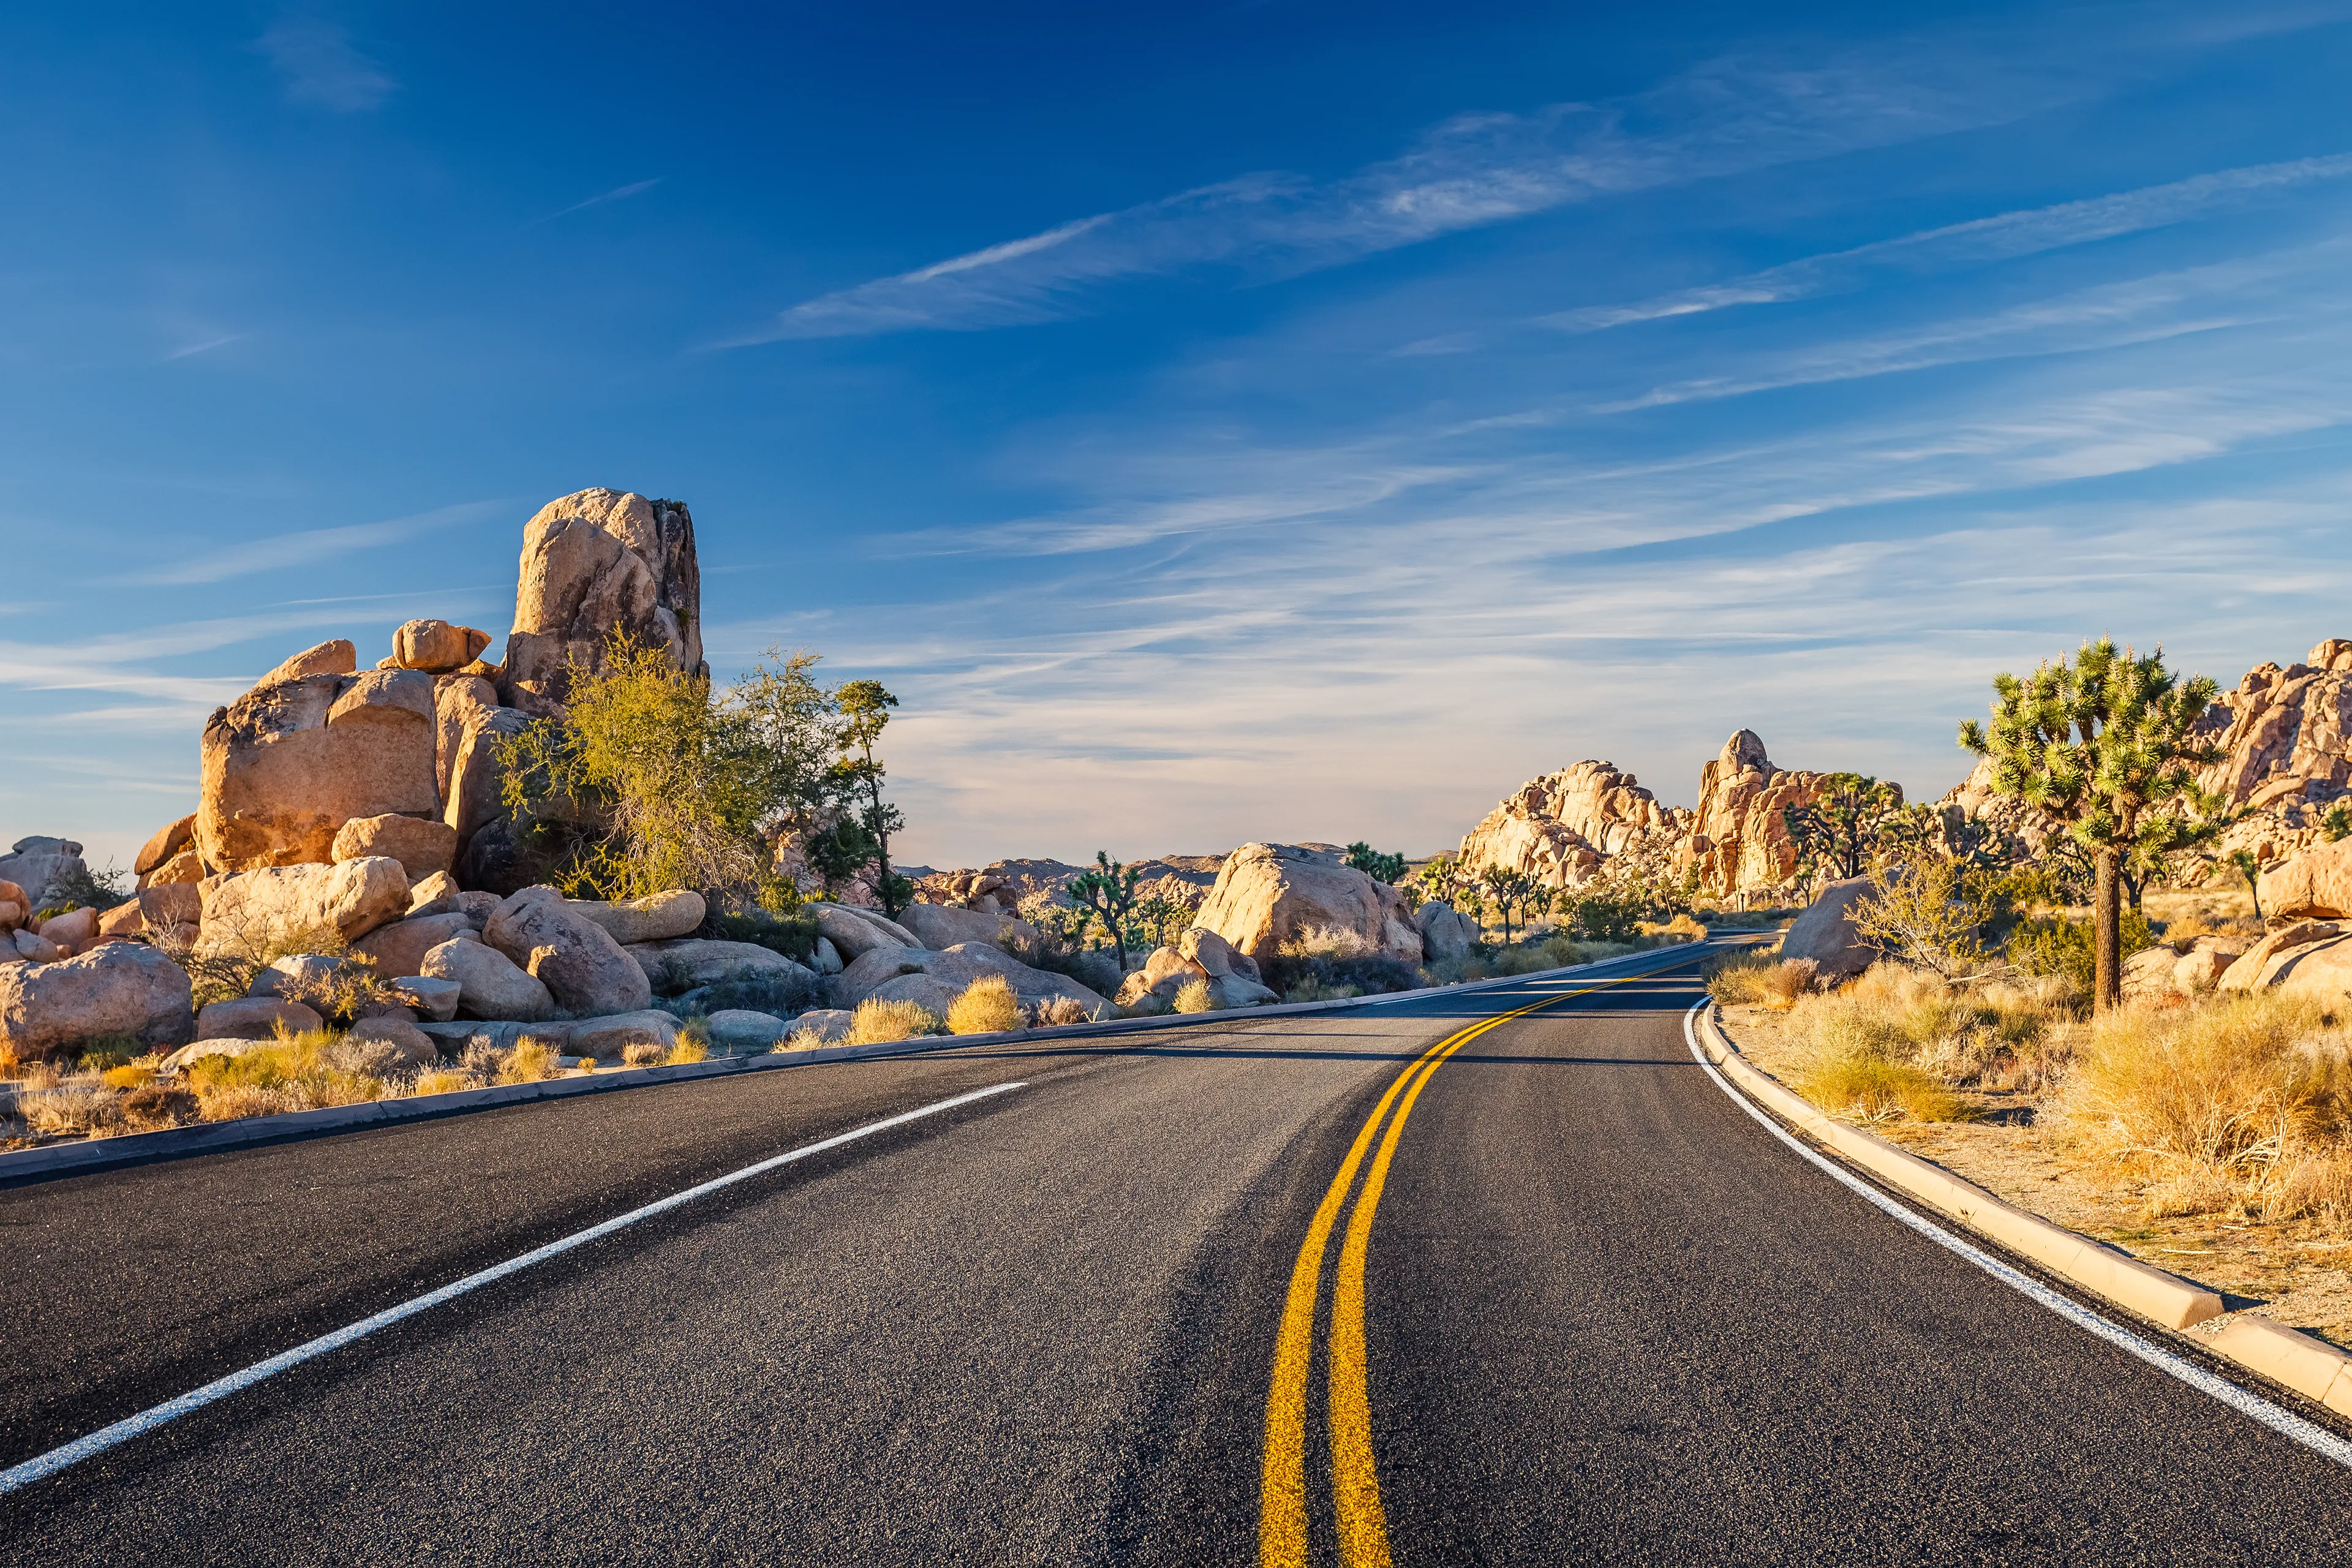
xmin=501 ymin=488 xmax=706 ymax=719
xmin=1194 ymin=842 xmax=1422 ymax=967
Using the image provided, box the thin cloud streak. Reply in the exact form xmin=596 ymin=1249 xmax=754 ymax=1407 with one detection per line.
xmin=1542 ymin=151 xmax=2352 ymax=333
xmin=548 ymin=178 xmax=665 ymax=219
xmin=256 ymin=18 xmax=396 ymax=112
xmin=731 ymin=43 xmax=2089 ymax=344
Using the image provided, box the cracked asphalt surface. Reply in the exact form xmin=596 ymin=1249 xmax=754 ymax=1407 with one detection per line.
xmin=5 ymin=946 xmax=2350 ymax=1564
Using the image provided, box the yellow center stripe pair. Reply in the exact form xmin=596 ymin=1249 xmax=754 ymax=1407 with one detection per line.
xmin=1257 ymin=976 xmax=1651 ymax=1567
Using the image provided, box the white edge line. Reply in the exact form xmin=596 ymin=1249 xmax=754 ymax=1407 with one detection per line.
xmin=1681 ymin=1000 xmax=2352 ymax=1469
xmin=0 ymin=1080 xmax=1029 ymax=1496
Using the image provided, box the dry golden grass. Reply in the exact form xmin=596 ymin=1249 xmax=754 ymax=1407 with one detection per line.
xmin=947 ymin=974 xmax=1022 ymax=1035
xmin=1796 ymin=1054 xmax=1967 ymax=1123
xmin=18 ymin=1084 xmax=124 ymax=1138
xmin=664 ymin=1040 xmax=709 ymax=1065
xmin=184 ymin=1031 xmax=391 ymax=1117
xmin=848 ymin=997 xmax=945 ymax=1045
xmin=1280 ymin=925 xmax=1374 ymax=960
xmin=413 ymin=1068 xmax=473 ymax=1096
xmin=1704 ymin=951 xmax=1817 ymax=1008
xmin=1638 ymin=913 xmax=1708 ymax=941
xmin=496 ymin=1038 xmax=561 ymax=1084
xmin=622 ymin=1041 xmax=667 ymax=1066
xmin=1173 ymin=977 xmax=1216 ymax=1014
xmin=772 ymin=1025 xmax=834 ymax=1052
xmin=2058 ymin=991 xmax=2352 ymax=1228
xmin=1768 ymin=961 xmax=2078 ymax=1120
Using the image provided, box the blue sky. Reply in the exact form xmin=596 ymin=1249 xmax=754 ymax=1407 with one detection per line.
xmin=7 ymin=2 xmax=2352 ymax=872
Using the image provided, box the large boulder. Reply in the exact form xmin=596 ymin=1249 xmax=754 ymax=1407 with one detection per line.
xmin=2270 ymin=934 xmax=2352 ymax=1004
xmin=353 ymin=911 xmax=482 ymax=980
xmin=1180 ymin=926 xmax=1263 ymax=984
xmin=388 ymin=976 xmax=461 ymax=1021
xmin=257 ymin=639 xmax=357 ymax=687
xmin=96 ymin=884 xmax=202 ymax=941
xmin=899 ymin=903 xmax=1039 ymax=952
xmin=832 ymin=941 xmax=1107 ymax=1014
xmin=331 ymin=814 xmax=459 ymax=881
xmin=562 ymin=891 xmax=706 ymax=946
xmin=2121 ymin=947 xmax=2182 ymax=1003
xmin=2173 ymin=937 xmax=2245 ymax=993
xmin=197 ymin=859 xmax=412 ymax=955
xmin=392 ymin=619 xmax=494 ymax=674
xmin=566 ymin=1010 xmax=685 ymax=1059
xmin=433 ymin=674 xmax=500 ymax=809
xmin=1116 ymin=946 xmax=1205 ymax=1011
xmin=1777 ymin=876 xmax=1880 ymax=981
xmin=703 ymin=1009 xmax=788 ymax=1050
xmin=2261 ymin=839 xmax=2352 ymax=921
xmin=343 ymin=1014 xmax=442 ymax=1071
xmin=418 ymin=933 xmax=556 ymax=1021
xmin=439 ymin=701 xmax=534 ymax=891
xmin=805 ymin=902 xmax=920 ymax=960
xmin=1193 ymin=843 xmax=1422 ymax=968
xmin=622 ymin=938 xmax=812 ymax=995
xmin=1414 ymin=901 xmax=1477 ymax=962
xmin=197 ymin=668 xmax=440 ymax=870
xmin=483 ymin=887 xmax=651 ymax=1016
xmin=196 ymin=997 xmax=325 ymax=1040
xmin=134 ymin=815 xmax=198 ymax=888
xmin=2218 ymin=921 xmax=2343 ymax=990
xmin=500 ymin=488 xmax=707 ymax=719
xmin=0 ymin=943 xmax=195 ymax=1061
xmin=0 ymin=878 xmax=28 ymax=934
xmin=0 ymin=837 xmax=89 ymax=910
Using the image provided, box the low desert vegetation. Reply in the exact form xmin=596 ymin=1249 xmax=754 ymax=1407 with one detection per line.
xmin=947 ymin=974 xmax=1022 ymax=1035
xmin=847 ymin=997 xmax=945 ymax=1046
xmin=1172 ymin=977 xmax=1217 ymax=1013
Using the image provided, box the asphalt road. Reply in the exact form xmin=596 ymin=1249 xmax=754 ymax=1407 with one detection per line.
xmin=5 ymin=946 xmax=2351 ymax=1564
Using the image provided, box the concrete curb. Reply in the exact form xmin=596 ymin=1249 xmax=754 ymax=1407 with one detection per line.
xmin=1701 ymin=1005 xmax=2352 ymax=1411
xmin=0 ymin=938 xmax=1719 ymax=1186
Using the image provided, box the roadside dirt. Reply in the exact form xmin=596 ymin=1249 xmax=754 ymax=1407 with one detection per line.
xmin=1720 ymin=1001 xmax=2352 ymax=1351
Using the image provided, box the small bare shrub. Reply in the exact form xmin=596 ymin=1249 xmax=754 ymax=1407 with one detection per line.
xmin=19 ymin=1084 xmax=124 ymax=1138
xmin=1280 ymin=924 xmax=1374 ymax=960
xmin=159 ymin=918 xmax=351 ymax=1011
xmin=118 ymin=1082 xmax=197 ymax=1130
xmin=1705 ymin=950 xmax=1781 ymax=1005
xmin=848 ymin=998 xmax=945 ymax=1045
xmin=1282 ymin=976 xmax=1361 ymax=1004
xmin=1173 ymin=977 xmax=1216 ymax=1014
xmin=1026 ymin=996 xmax=1095 ymax=1028
xmin=622 ymin=1041 xmax=668 ymax=1066
xmin=947 ymin=975 xmax=1022 ymax=1035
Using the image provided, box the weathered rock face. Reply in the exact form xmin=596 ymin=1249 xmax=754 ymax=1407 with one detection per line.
xmin=419 ymin=933 xmax=554 ymax=1022
xmin=806 ymin=903 xmax=920 ymax=960
xmin=0 ymin=943 xmax=195 ymax=1060
xmin=257 ymin=639 xmax=356 ymax=688
xmin=97 ymin=884 xmax=202 ymax=941
xmin=1194 ymin=843 xmax=1423 ymax=967
xmin=1777 ymin=876 xmax=1880 ymax=981
xmin=392 ymin=619 xmax=494 ymax=674
xmin=353 ymin=911 xmax=482 ymax=980
xmin=561 ymin=891 xmax=705 ymax=946
xmin=0 ymin=837 xmax=89 ymax=909
xmin=2218 ymin=921 xmax=2343 ymax=991
xmin=1455 ymin=760 xmax=1682 ymax=891
xmin=196 ymin=997 xmax=325 ymax=1041
xmin=2192 ymin=643 xmax=2352 ymax=808
xmin=500 ymin=488 xmax=706 ymax=719
xmin=899 ymin=903 xmax=1040 ymax=952
xmin=483 ymin=886 xmax=651 ymax=1016
xmin=623 ymin=938 xmax=811 ymax=995
xmin=198 ymin=669 xmax=440 ymax=870
xmin=331 ymin=814 xmax=459 ymax=881
xmin=1413 ymin=900 xmax=1477 ymax=962
xmin=1684 ymin=731 xmax=1864 ymax=899
xmin=2260 ymin=837 xmax=2352 ymax=920
xmin=197 ymin=859 xmax=411 ymax=955
xmin=134 ymin=815 xmax=197 ymax=885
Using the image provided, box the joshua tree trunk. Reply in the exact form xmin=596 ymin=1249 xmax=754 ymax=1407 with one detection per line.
xmin=2094 ymin=845 xmax=2122 ymax=1013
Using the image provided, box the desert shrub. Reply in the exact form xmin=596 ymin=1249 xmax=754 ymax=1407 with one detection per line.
xmin=947 ymin=975 xmax=1022 ymax=1035
xmin=707 ymin=907 xmax=820 ymax=964
xmin=1280 ymin=925 xmax=1374 ymax=961
xmin=2158 ymin=908 xmax=2263 ymax=945
xmin=773 ymin=1025 xmax=834 ymax=1052
xmin=848 ymin=998 xmax=945 ymax=1045
xmin=1173 ymin=978 xmax=1216 ymax=1014
xmin=413 ymin=1069 xmax=472 ymax=1096
xmin=322 ymin=1034 xmax=413 ymax=1078
xmin=1782 ymin=962 xmax=2074 ymax=1101
xmin=160 ymin=918 xmax=352 ymax=1011
xmin=2057 ymin=992 xmax=2352 ymax=1223
xmin=2010 ymin=908 xmax=2156 ymax=995
xmin=76 ymin=1038 xmax=142 ymax=1072
xmin=665 ymin=1040 xmax=709 ymax=1066
xmin=118 ymin=1082 xmax=197 ymax=1130
xmin=186 ymin=1032 xmax=391 ymax=1113
xmin=622 ymin=1041 xmax=667 ymax=1066
xmin=1640 ymin=913 xmax=1708 ymax=941
xmin=1566 ymin=884 xmax=1645 ymax=944
xmin=1026 ymin=995 xmax=1096 ymax=1028
xmin=496 ymin=1038 xmax=562 ymax=1084
xmin=1282 ymin=976 xmax=1362 ymax=1004
xmin=18 ymin=1084 xmax=124 ymax=1138
xmin=1705 ymin=950 xmax=1784 ymax=1005
xmin=43 ymin=859 xmax=129 ymax=916
xmin=100 ymin=1063 xmax=153 ymax=1090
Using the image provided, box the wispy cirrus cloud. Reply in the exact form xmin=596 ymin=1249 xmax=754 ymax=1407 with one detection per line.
xmin=1542 ymin=151 xmax=2352 ymax=333
xmin=729 ymin=47 xmax=2089 ymax=345
xmin=257 ymin=18 xmax=396 ymax=112
xmin=113 ymin=500 xmax=507 ymax=586
xmin=548 ymin=178 xmax=665 ymax=220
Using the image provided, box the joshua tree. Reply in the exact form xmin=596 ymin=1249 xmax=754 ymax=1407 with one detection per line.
xmin=1781 ymin=773 xmax=1914 ymax=888
xmin=1478 ymin=864 xmax=1539 ymax=946
xmin=1344 ymin=842 xmax=1408 ymax=884
xmin=2230 ymin=848 xmax=2265 ymax=921
xmin=1959 ymin=638 xmax=2217 ymax=1011
xmin=1414 ymin=854 xmax=1469 ymax=909
xmin=1067 ymin=851 xmax=1145 ymax=972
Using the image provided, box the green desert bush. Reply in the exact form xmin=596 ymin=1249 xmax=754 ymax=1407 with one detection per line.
xmin=184 ymin=1031 xmax=393 ymax=1116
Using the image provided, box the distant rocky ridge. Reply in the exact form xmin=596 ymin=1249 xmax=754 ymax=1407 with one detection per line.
xmin=1455 ymin=637 xmax=2352 ymax=900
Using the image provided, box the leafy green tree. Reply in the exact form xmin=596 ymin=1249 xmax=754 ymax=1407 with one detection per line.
xmin=1067 ymin=851 xmax=1145 ymax=972
xmin=804 ymin=818 xmax=881 ymax=899
xmin=2326 ymin=801 xmax=2352 ymax=843
xmin=1958 ymin=638 xmax=2218 ymax=1011
xmin=1782 ymin=773 xmax=1914 ymax=886
xmin=831 ymin=679 xmax=910 ymax=916
xmin=1344 ymin=842 xmax=1408 ymax=884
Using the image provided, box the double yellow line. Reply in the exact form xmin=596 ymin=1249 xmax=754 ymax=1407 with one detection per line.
xmin=1258 ymin=976 xmax=1648 ymax=1568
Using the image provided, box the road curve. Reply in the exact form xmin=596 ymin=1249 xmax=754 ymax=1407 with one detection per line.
xmin=5 ymin=948 xmax=2351 ymax=1564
